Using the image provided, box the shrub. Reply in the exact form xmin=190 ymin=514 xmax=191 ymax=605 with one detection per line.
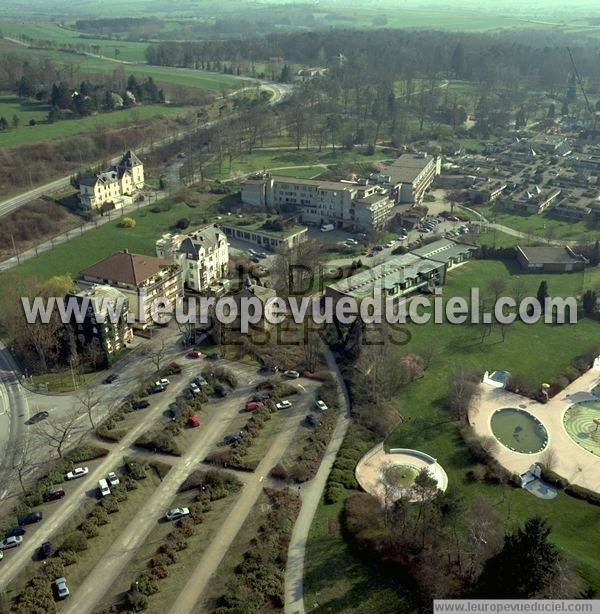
xmin=80 ymin=519 xmax=100 ymax=538
xmin=175 ymin=217 xmax=190 ymax=229
xmin=151 ymin=553 xmax=173 ymax=568
xmin=565 ymin=484 xmax=600 ymax=505
xmin=177 ymin=517 xmax=196 ymax=538
xmin=124 ymin=456 xmax=149 ymax=480
xmin=119 ymin=216 xmax=136 ymax=228
xmin=538 ymin=465 xmax=569 ymax=489
xmin=160 ymin=543 xmax=179 ymax=563
xmin=89 ymin=506 xmax=110 ymax=525
xmin=150 ymin=564 xmax=169 ymax=579
xmin=270 ymin=463 xmax=288 ymax=480
xmin=58 ymin=550 xmax=78 ymax=566
xmin=60 ymin=531 xmax=88 ymax=553
xmin=150 ymin=461 xmax=172 ymax=480
xmin=125 ymin=590 xmax=148 ymax=611
xmin=101 ymin=496 xmax=119 ymax=514
xmin=135 ymin=572 xmax=159 ymax=596
xmin=467 ymin=464 xmax=488 ymax=481
xmin=325 ymin=482 xmax=345 ymax=504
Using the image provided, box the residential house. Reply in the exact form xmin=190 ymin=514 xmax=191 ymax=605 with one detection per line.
xmin=78 ymin=150 xmax=144 ymax=210
xmin=516 ymin=246 xmax=588 ymax=273
xmin=155 ymin=225 xmax=229 ymax=293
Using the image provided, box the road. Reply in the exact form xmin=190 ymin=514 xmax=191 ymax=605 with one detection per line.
xmin=0 ymin=75 xmax=290 ymax=220
xmin=284 ymin=348 xmax=350 ymax=614
xmin=63 ymin=374 xmax=316 ymax=614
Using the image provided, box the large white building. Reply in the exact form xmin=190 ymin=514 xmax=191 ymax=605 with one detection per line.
xmin=78 ymin=150 xmax=144 ymax=210
xmin=379 ymin=153 xmax=441 ymax=204
xmin=241 ymin=174 xmax=396 ymax=232
xmin=155 ymin=225 xmax=229 ymax=293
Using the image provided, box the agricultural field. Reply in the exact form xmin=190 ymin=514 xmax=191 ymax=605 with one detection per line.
xmin=0 ymin=94 xmax=188 ymax=148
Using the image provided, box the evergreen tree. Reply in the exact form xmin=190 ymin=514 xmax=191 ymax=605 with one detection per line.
xmin=476 ymin=517 xmax=561 ymax=598
xmin=537 ymin=280 xmax=549 ymax=312
xmin=47 ymin=106 xmax=60 ymax=123
xmin=0 ymin=116 xmax=8 ymax=131
xmin=280 ymin=64 xmax=292 ymax=83
xmin=582 ymin=289 xmax=597 ymax=315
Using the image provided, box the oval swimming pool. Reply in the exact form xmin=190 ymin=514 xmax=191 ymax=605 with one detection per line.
xmin=490 ymin=408 xmax=548 ymax=454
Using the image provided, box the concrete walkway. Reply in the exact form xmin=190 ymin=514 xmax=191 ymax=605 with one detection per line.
xmin=284 ymin=348 xmax=351 ymax=614
xmin=469 ymin=366 xmax=600 ymax=494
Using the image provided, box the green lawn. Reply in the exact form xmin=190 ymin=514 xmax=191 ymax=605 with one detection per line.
xmin=0 ymin=42 xmax=249 ymax=93
xmin=385 ymin=260 xmax=600 ymax=586
xmin=478 ymin=204 xmax=596 ymax=243
xmin=0 ymin=20 xmax=149 ymax=62
xmin=0 ymin=194 xmax=221 ymax=299
xmin=0 ymin=95 xmax=188 ymax=148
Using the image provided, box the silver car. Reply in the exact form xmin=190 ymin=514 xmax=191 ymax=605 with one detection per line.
xmin=54 ymin=577 xmax=70 ymax=599
xmin=0 ymin=536 xmax=23 ymax=550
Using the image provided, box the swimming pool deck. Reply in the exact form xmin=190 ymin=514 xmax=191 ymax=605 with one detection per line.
xmin=469 ymin=367 xmax=600 ymax=495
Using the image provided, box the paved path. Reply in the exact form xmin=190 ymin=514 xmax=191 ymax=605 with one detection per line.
xmin=168 ymin=403 xmax=312 ymax=614
xmin=284 ymin=348 xmax=351 ymax=614
xmin=0 ymin=373 xmax=193 ymax=589
xmin=61 ymin=384 xmax=253 ymax=614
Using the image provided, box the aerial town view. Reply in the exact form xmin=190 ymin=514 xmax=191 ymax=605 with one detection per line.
xmin=0 ymin=0 xmax=599 ymax=612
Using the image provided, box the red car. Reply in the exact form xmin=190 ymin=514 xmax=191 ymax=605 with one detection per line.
xmin=187 ymin=350 xmax=203 ymax=359
xmin=245 ymin=401 xmax=265 ymax=411
xmin=188 ymin=415 xmax=200 ymax=427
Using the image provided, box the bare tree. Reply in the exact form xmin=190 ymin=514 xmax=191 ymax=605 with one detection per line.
xmin=145 ymin=338 xmax=168 ymax=373
xmin=77 ymin=386 xmax=101 ymax=429
xmin=32 ymin=408 xmax=85 ymax=459
xmin=10 ymin=438 xmax=38 ymax=494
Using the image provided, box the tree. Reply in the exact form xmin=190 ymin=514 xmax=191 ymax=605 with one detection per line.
xmin=145 ymin=338 xmax=168 ymax=372
xmin=0 ymin=116 xmax=8 ymax=131
xmin=582 ymin=289 xmax=597 ymax=316
xmin=32 ymin=408 xmax=85 ymax=459
xmin=476 ymin=517 xmax=563 ymax=598
xmin=12 ymin=114 xmax=20 ymax=128
xmin=77 ymin=386 xmax=101 ymax=429
xmin=536 ymin=280 xmax=548 ymax=313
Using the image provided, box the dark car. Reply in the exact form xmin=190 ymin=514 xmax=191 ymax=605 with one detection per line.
xmin=214 ymin=384 xmax=228 ymax=397
xmin=5 ymin=526 xmax=26 ymax=538
xmin=167 ymin=404 xmax=182 ymax=420
xmin=305 ymin=414 xmax=321 ymax=427
xmin=40 ymin=541 xmax=53 ymax=558
xmin=18 ymin=512 xmax=42 ymax=525
xmin=26 ymin=411 xmax=49 ymax=425
xmin=132 ymin=400 xmax=150 ymax=410
xmin=372 ymin=245 xmax=383 ymax=252
xmin=251 ymin=393 xmax=270 ymax=402
xmin=42 ymin=489 xmax=65 ymax=503
xmin=103 ymin=373 xmax=119 ymax=384
xmin=147 ymin=384 xmax=165 ymax=395
xmin=223 ymin=434 xmax=241 ymax=444
xmin=205 ymin=353 xmax=221 ymax=361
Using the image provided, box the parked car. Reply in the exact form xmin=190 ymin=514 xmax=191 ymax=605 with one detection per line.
xmin=132 ymin=400 xmax=150 ymax=410
xmin=245 ymin=401 xmax=264 ymax=411
xmin=251 ymin=392 xmax=270 ymax=402
xmin=372 ymin=245 xmax=383 ymax=252
xmin=147 ymin=384 xmax=165 ymax=395
xmin=195 ymin=376 xmax=209 ymax=387
xmin=190 ymin=383 xmax=201 ymax=396
xmin=107 ymin=472 xmax=120 ymax=486
xmin=283 ymin=370 xmax=300 ymax=379
xmin=447 ymin=215 xmax=459 ymax=222
xmin=0 ymin=536 xmax=23 ymax=550
xmin=40 ymin=541 xmax=53 ymax=558
xmin=276 ymin=400 xmax=292 ymax=410
xmin=103 ymin=374 xmax=119 ymax=384
xmin=257 ymin=252 xmax=267 ymax=259
xmin=205 ymin=353 xmax=221 ymax=361
xmin=5 ymin=526 xmax=26 ymax=538
xmin=156 ymin=378 xmax=170 ymax=387
xmin=98 ymin=479 xmax=111 ymax=498
xmin=26 ymin=411 xmax=49 ymax=425
xmin=187 ymin=350 xmax=203 ymax=359
xmin=188 ymin=415 xmax=200 ymax=428
xmin=214 ymin=384 xmax=229 ymax=397
xmin=43 ymin=489 xmax=65 ymax=503
xmin=66 ymin=467 xmax=89 ymax=480
xmin=165 ymin=507 xmax=190 ymax=521
xmin=54 ymin=577 xmax=70 ymax=600
xmin=305 ymin=415 xmax=321 ymax=428
xmin=18 ymin=512 xmax=42 ymax=525
xmin=168 ymin=404 xmax=182 ymax=420
xmin=314 ymin=399 xmax=328 ymax=411
xmin=223 ymin=434 xmax=240 ymax=444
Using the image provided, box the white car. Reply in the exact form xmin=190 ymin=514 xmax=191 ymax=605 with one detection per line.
xmin=283 ymin=370 xmax=300 ymax=379
xmin=0 ymin=536 xmax=23 ymax=550
xmin=165 ymin=507 xmax=190 ymax=521
xmin=107 ymin=472 xmax=120 ymax=487
xmin=276 ymin=400 xmax=292 ymax=410
xmin=314 ymin=400 xmax=328 ymax=411
xmin=54 ymin=577 xmax=70 ymax=600
xmin=66 ymin=467 xmax=89 ymax=480
xmin=190 ymin=383 xmax=201 ymax=396
xmin=156 ymin=378 xmax=170 ymax=387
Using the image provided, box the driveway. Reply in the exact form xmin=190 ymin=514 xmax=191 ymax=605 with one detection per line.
xmin=62 ymin=373 xmax=315 ymax=614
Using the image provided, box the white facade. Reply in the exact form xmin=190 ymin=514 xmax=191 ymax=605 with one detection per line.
xmin=156 ymin=225 xmax=229 ymax=293
xmin=79 ymin=150 xmax=145 ymax=210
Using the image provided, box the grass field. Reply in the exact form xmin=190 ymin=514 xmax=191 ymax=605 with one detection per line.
xmin=0 ymin=194 xmax=222 ymax=298
xmin=478 ymin=204 xmax=597 ymax=243
xmin=304 ymin=260 xmax=600 ymax=609
xmin=0 ymin=41 xmax=249 ymax=93
xmin=0 ymin=94 xmax=188 ymax=148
